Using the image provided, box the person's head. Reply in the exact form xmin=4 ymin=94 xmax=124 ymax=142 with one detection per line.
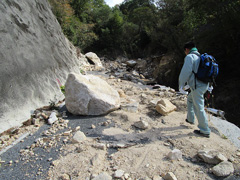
xmin=183 ymin=41 xmax=196 ymax=55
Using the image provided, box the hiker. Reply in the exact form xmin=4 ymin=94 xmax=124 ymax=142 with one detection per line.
xmin=179 ymin=42 xmax=211 ymax=138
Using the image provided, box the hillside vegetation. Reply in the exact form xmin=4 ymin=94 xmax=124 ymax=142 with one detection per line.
xmin=48 ymin=0 xmax=240 ymax=126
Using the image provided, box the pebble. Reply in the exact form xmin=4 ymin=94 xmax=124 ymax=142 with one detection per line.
xmin=164 ymin=172 xmax=177 ymax=180
xmin=114 ymin=169 xmax=125 ymax=178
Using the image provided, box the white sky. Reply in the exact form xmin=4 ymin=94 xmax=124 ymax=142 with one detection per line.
xmin=105 ymin=0 xmax=124 ymax=7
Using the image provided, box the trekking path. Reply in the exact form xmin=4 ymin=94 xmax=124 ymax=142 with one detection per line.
xmin=0 ymin=71 xmax=240 ymax=180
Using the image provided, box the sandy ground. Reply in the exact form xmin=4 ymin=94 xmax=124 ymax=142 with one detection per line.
xmin=47 ymin=75 xmax=240 ymax=180
xmin=1 ymin=73 xmax=240 ymax=180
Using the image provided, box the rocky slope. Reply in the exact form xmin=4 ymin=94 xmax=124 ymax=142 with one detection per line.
xmin=0 ymin=58 xmax=240 ymax=180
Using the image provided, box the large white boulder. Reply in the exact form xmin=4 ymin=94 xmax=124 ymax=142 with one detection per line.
xmin=65 ymin=73 xmax=120 ymax=115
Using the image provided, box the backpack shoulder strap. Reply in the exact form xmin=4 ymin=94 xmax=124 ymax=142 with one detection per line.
xmin=190 ymin=51 xmax=201 ymax=89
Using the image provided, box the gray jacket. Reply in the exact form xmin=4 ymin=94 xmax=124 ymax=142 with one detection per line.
xmin=179 ymin=50 xmax=208 ymax=90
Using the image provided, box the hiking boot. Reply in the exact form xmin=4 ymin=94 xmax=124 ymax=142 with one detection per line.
xmin=185 ymin=119 xmax=194 ymax=125
xmin=193 ymin=130 xmax=210 ymax=138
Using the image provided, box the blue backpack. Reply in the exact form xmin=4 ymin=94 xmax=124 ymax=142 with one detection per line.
xmin=193 ymin=53 xmax=219 ymax=87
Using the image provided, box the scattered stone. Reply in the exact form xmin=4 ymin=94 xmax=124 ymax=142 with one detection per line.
xmin=164 ymin=143 xmax=170 ymax=146
xmin=156 ymin=99 xmax=177 ymax=116
xmin=59 ymin=173 xmax=70 ymax=180
xmin=125 ymin=60 xmax=137 ymax=67
xmin=169 ymin=88 xmax=175 ymax=93
xmin=212 ymin=161 xmax=234 ymax=177
xmin=164 ymin=172 xmax=177 ymax=180
xmin=92 ymin=143 xmax=106 ymax=150
xmin=72 ymin=131 xmax=86 ymax=143
xmin=149 ymin=99 xmax=159 ymax=107
xmin=118 ymin=89 xmax=126 ymax=98
xmin=124 ymin=173 xmax=130 ymax=179
xmin=167 ymin=149 xmax=182 ymax=160
xmin=216 ymin=153 xmax=228 ymax=162
xmin=198 ymin=149 xmax=225 ymax=164
xmin=90 ymin=154 xmax=101 ymax=166
xmin=32 ymin=118 xmax=40 ymax=125
xmin=91 ymin=124 xmax=96 ymax=129
xmin=63 ymin=131 xmax=71 ymax=136
xmin=121 ymin=99 xmax=139 ymax=113
xmin=102 ymin=121 xmax=110 ymax=126
xmin=114 ymin=169 xmax=125 ymax=178
xmin=133 ymin=120 xmax=148 ymax=130
xmin=48 ymin=112 xmax=58 ymax=125
xmin=73 ymin=126 xmax=80 ymax=132
xmin=152 ymin=175 xmax=164 ymax=180
xmin=92 ymin=172 xmax=112 ymax=180
xmin=228 ymin=156 xmax=235 ymax=162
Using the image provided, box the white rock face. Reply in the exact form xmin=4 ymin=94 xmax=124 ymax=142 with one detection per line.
xmin=65 ymin=73 xmax=120 ymax=115
xmin=0 ymin=0 xmax=89 ymax=133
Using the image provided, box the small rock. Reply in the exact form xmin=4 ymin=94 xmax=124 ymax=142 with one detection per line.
xmin=59 ymin=173 xmax=70 ymax=180
xmin=228 ymin=156 xmax=235 ymax=162
xmin=118 ymin=89 xmax=126 ymax=98
xmin=63 ymin=131 xmax=71 ymax=136
xmin=32 ymin=118 xmax=40 ymax=125
xmin=167 ymin=149 xmax=182 ymax=160
xmin=152 ymin=175 xmax=164 ymax=180
xmin=133 ymin=120 xmax=148 ymax=130
xmin=73 ymin=126 xmax=80 ymax=132
xmin=72 ymin=131 xmax=86 ymax=143
xmin=91 ymin=124 xmax=96 ymax=129
xmin=125 ymin=60 xmax=137 ymax=67
xmin=121 ymin=100 xmax=139 ymax=113
xmin=156 ymin=99 xmax=177 ymax=116
xmin=124 ymin=173 xmax=130 ymax=179
xmin=114 ymin=169 xmax=125 ymax=178
xmin=92 ymin=172 xmax=112 ymax=180
xmin=164 ymin=172 xmax=177 ymax=180
xmin=164 ymin=143 xmax=170 ymax=146
xmin=48 ymin=112 xmax=58 ymax=124
xmin=216 ymin=153 xmax=228 ymax=162
xmin=92 ymin=143 xmax=106 ymax=150
xmin=212 ymin=161 xmax=234 ymax=177
xmin=198 ymin=149 xmax=222 ymax=164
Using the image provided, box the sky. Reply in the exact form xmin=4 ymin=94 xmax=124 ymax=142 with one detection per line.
xmin=105 ymin=0 xmax=124 ymax=7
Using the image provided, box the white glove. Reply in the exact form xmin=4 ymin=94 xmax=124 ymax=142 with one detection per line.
xmin=208 ymin=86 xmax=213 ymax=93
xmin=179 ymin=87 xmax=188 ymax=95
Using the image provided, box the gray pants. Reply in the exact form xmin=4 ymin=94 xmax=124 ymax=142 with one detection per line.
xmin=187 ymin=84 xmax=211 ymax=134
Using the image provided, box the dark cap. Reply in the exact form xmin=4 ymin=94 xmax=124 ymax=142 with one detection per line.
xmin=184 ymin=41 xmax=196 ymax=50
